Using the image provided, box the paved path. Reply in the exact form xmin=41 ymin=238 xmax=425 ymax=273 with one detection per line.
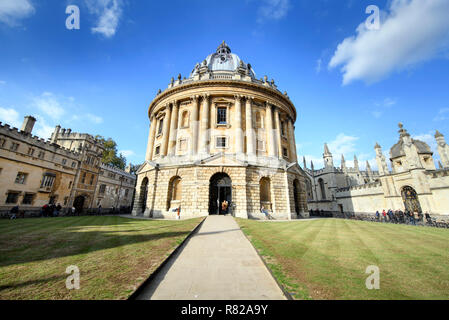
xmin=136 ymin=215 xmax=286 ymax=300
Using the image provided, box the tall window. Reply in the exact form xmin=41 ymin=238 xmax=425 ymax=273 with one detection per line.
xmin=181 ymin=111 xmax=189 ymax=128
xmin=15 ymin=172 xmax=28 ymax=184
xmin=41 ymin=174 xmax=56 ymax=188
xmin=319 ymin=178 xmax=326 ymax=200
xmin=81 ymin=172 xmax=86 ymax=184
xmin=6 ymin=192 xmax=20 ymax=204
xmin=217 ymin=107 xmax=227 ymax=124
xmin=280 ymin=121 xmax=286 ymax=136
xmin=22 ymin=193 xmax=34 ymax=205
xmin=158 ymin=118 xmax=164 ymax=135
xmin=99 ymin=184 xmax=106 ymax=194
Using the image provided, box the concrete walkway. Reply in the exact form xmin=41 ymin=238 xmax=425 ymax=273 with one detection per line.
xmin=136 ymin=215 xmax=287 ymax=300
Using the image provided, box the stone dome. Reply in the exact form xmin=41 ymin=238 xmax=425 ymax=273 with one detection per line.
xmin=390 ymin=123 xmax=433 ymax=159
xmin=190 ymin=41 xmax=256 ymax=78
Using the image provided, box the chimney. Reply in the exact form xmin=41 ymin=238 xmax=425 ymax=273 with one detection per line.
xmin=21 ymin=116 xmax=36 ymax=134
xmin=50 ymin=125 xmax=61 ymax=144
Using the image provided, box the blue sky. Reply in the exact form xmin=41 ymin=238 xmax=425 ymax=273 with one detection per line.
xmin=1 ymin=0 xmax=449 ymax=169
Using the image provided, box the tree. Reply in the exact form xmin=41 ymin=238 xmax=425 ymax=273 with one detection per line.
xmin=95 ymin=135 xmax=126 ymax=170
xmin=129 ymin=163 xmax=142 ymax=175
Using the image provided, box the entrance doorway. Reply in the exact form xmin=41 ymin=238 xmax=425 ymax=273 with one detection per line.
xmin=73 ymin=195 xmax=85 ymax=214
xmin=293 ymin=179 xmax=301 ymax=216
xmin=209 ymin=173 xmax=232 ymax=215
xmin=401 ymin=186 xmax=422 ymax=213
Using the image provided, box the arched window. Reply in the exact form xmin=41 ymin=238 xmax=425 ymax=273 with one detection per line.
xmin=318 ymin=178 xmax=326 ymax=200
xmin=260 ymin=177 xmax=272 ymax=211
xmin=181 ymin=111 xmax=189 ymax=128
xmin=139 ymin=177 xmax=149 ymax=214
xmin=305 ymin=178 xmax=313 ymax=200
xmin=168 ymin=176 xmax=182 ymax=210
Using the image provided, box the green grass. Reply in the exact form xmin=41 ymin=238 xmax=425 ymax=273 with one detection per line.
xmin=237 ymin=218 xmax=449 ymax=300
xmin=0 ymin=216 xmax=203 ymax=300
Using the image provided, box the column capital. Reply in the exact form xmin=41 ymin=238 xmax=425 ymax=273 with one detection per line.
xmin=234 ymin=94 xmax=243 ymax=100
xmin=171 ymin=100 xmax=179 ymax=106
xmin=202 ymin=93 xmax=210 ymax=100
xmin=190 ymin=95 xmax=200 ymax=102
xmin=244 ymin=95 xmax=254 ymax=101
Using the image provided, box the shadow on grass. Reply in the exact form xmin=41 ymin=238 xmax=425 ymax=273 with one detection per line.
xmin=0 ymin=275 xmax=67 ymax=292
xmin=0 ymin=217 xmax=193 ymax=268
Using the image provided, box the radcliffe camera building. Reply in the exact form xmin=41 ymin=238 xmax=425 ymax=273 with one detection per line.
xmin=0 ymin=116 xmax=136 ymax=215
xmin=133 ymin=41 xmax=309 ymax=219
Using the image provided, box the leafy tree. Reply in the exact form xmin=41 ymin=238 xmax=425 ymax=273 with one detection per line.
xmin=129 ymin=163 xmax=142 ymax=175
xmin=95 ymin=135 xmax=126 ymax=170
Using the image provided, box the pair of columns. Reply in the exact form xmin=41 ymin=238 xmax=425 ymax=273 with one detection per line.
xmin=145 ymin=95 xmax=298 ymax=163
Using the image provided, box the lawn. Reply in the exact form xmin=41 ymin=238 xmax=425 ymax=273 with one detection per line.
xmin=0 ymin=216 xmax=203 ymax=300
xmin=237 ymin=218 xmax=449 ymax=300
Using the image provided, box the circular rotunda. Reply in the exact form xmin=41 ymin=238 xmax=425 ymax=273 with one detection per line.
xmin=133 ymin=41 xmax=308 ymax=219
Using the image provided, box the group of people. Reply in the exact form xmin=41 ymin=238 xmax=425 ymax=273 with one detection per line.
xmin=375 ymin=209 xmax=432 ymax=225
xmin=40 ymin=203 xmax=63 ymax=217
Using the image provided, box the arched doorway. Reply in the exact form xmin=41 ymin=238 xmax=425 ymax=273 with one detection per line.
xmin=209 ymin=173 xmax=232 ymax=215
xmin=401 ymin=186 xmax=422 ymax=213
xmin=74 ymin=195 xmax=85 ymax=214
xmin=140 ymin=177 xmax=149 ymax=214
xmin=293 ymin=179 xmax=301 ymax=216
xmin=167 ymin=176 xmax=182 ymax=210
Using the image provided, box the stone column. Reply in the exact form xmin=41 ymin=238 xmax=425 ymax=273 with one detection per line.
xmin=274 ymin=107 xmax=283 ymax=159
xmin=265 ymin=102 xmax=276 ymax=157
xmin=190 ymin=95 xmax=199 ymax=156
xmin=145 ymin=115 xmax=156 ymax=161
xmin=161 ymin=105 xmax=171 ymax=156
xmin=168 ymin=100 xmax=179 ymax=156
xmin=234 ymin=95 xmax=243 ymax=155
xmin=287 ymin=118 xmax=298 ymax=163
xmin=200 ymin=93 xmax=210 ymax=155
xmin=245 ymin=96 xmax=255 ymax=157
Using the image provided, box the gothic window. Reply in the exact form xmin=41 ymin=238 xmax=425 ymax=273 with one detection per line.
xmin=319 ymin=178 xmax=326 ymax=200
xmin=260 ymin=177 xmax=272 ymax=211
xmin=305 ymin=179 xmax=313 ymax=200
xmin=15 ymin=172 xmax=28 ymax=184
xmin=41 ymin=173 xmax=56 ymax=188
xmin=217 ymin=107 xmax=227 ymax=124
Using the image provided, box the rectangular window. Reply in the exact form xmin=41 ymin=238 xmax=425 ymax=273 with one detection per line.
xmin=81 ymin=172 xmax=86 ymax=184
xmin=15 ymin=172 xmax=28 ymax=184
xmin=62 ymin=159 xmax=67 ymax=166
xmin=22 ymin=193 xmax=34 ymax=205
xmin=217 ymin=107 xmax=227 ymax=124
xmin=216 ymin=137 xmax=227 ymax=148
xmin=72 ymin=161 xmax=77 ymax=168
xmin=49 ymin=195 xmax=57 ymax=205
xmin=89 ymin=174 xmax=94 ymax=185
xmin=6 ymin=192 xmax=20 ymax=204
xmin=41 ymin=174 xmax=56 ymax=188
xmin=125 ymin=189 xmax=129 ymax=197
xmin=28 ymin=148 xmax=35 ymax=156
xmin=283 ymin=147 xmax=288 ymax=158
xmin=0 ymin=138 xmax=6 ymax=147
xmin=155 ymin=145 xmax=161 ymax=156
xmin=68 ymin=181 xmax=72 ymax=189
xmin=99 ymin=184 xmax=106 ymax=194
xmin=38 ymin=151 xmax=45 ymax=159
xmin=178 ymin=138 xmax=188 ymax=152
xmin=10 ymin=142 xmax=19 ymax=151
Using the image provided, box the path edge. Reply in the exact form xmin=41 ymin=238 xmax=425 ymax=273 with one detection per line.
xmin=237 ymin=218 xmax=294 ymax=301
xmin=128 ymin=217 xmax=206 ymax=300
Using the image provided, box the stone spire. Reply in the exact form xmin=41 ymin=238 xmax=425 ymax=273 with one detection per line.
xmin=311 ymin=160 xmax=314 ymax=171
xmin=341 ymin=154 xmax=346 ymax=171
xmin=366 ymin=160 xmax=373 ymax=181
xmin=375 ymin=143 xmax=389 ymax=176
xmin=303 ymin=156 xmax=307 ymax=169
xmin=323 ymin=143 xmax=334 ymax=168
xmin=354 ymin=155 xmax=359 ymax=171
xmin=435 ymin=130 xmax=449 ymax=168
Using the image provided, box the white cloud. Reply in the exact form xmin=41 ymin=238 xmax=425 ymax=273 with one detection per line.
xmin=0 ymin=107 xmax=21 ymax=128
xmin=0 ymin=0 xmax=34 ymax=26
xmin=371 ymin=111 xmax=383 ymax=119
xmin=86 ymin=113 xmax=103 ymax=124
xmin=329 ymin=0 xmax=449 ymax=85
xmin=34 ymin=116 xmax=54 ymax=140
xmin=372 ymin=98 xmax=397 ymax=118
xmin=434 ymin=108 xmax=449 ymax=121
xmin=413 ymin=132 xmax=437 ymax=153
xmin=119 ymin=150 xmax=135 ymax=157
xmin=85 ymin=0 xmax=123 ymax=38
xmin=32 ymin=92 xmax=66 ymax=120
xmin=328 ymin=133 xmax=359 ymax=157
xmin=0 ymin=80 xmax=6 ymax=85
xmin=257 ymin=0 xmax=290 ymax=23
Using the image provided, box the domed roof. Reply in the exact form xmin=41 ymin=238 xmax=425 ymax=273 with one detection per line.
xmin=390 ymin=123 xmax=433 ymax=159
xmin=190 ymin=41 xmax=256 ymax=78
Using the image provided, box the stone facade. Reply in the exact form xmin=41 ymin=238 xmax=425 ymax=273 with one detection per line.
xmin=303 ymin=123 xmax=449 ymax=217
xmin=0 ymin=116 xmax=136 ymax=215
xmin=133 ymin=42 xmax=308 ymax=220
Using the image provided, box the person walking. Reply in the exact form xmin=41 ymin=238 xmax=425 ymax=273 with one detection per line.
xmin=261 ymin=205 xmax=273 ymax=220
xmin=10 ymin=205 xmax=19 ymax=220
xmin=375 ymin=211 xmax=380 ymax=222
xmin=382 ymin=209 xmax=387 ymax=223
xmin=410 ymin=211 xmax=417 ymax=225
